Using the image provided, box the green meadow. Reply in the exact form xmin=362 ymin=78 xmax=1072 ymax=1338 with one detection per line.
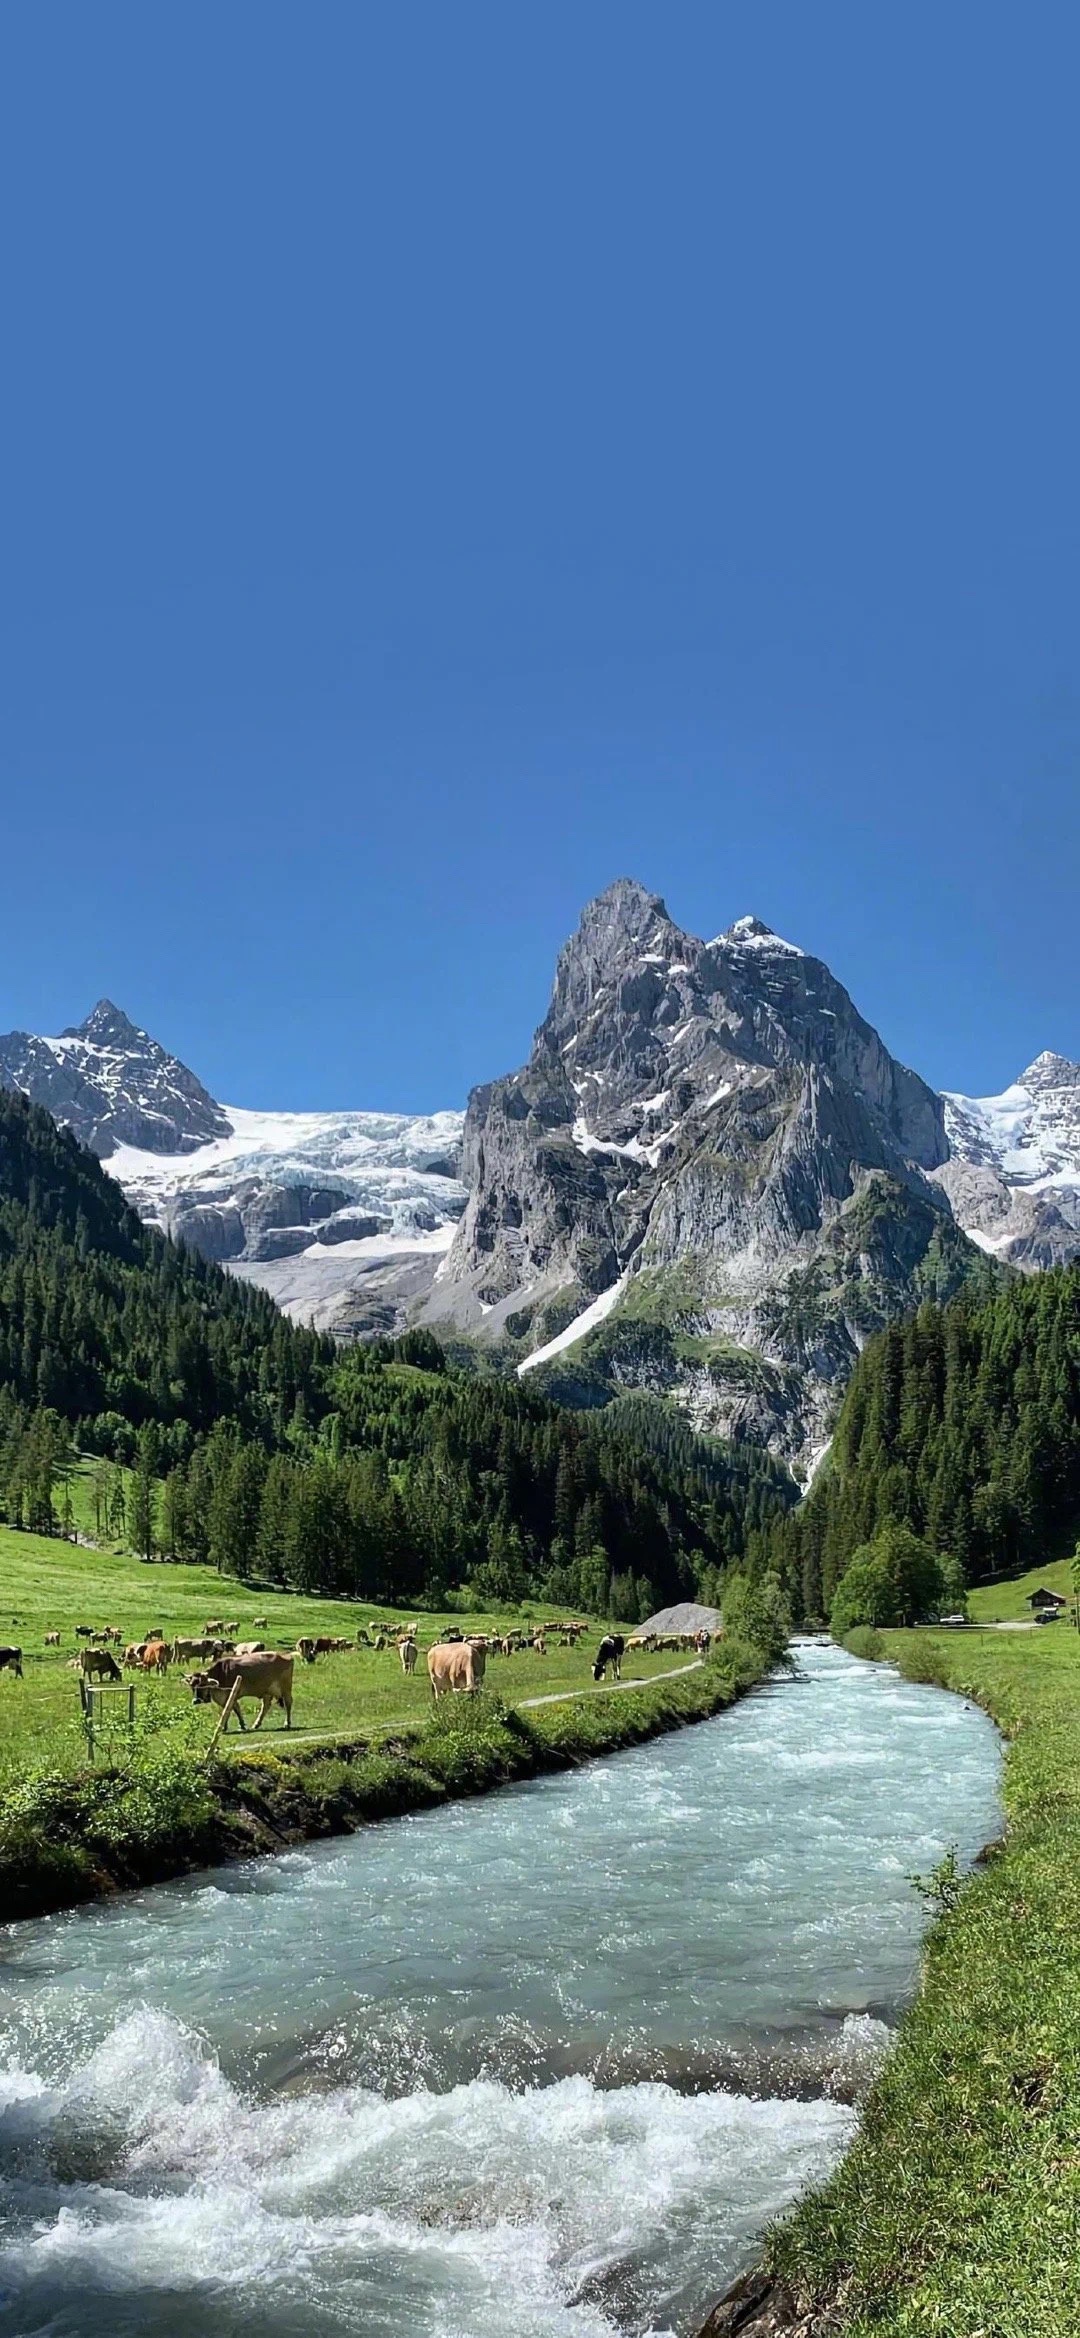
xmin=0 ymin=1516 xmax=686 ymax=1786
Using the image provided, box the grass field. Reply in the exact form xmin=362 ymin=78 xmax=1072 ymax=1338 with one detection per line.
xmin=768 ymin=1592 xmax=1080 ymax=2337
xmin=0 ymin=1521 xmax=685 ymax=1784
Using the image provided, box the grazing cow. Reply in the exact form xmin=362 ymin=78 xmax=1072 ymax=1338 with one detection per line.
xmin=124 ymin=1641 xmax=146 ymax=1669
xmin=187 ymin=1651 xmax=294 ymax=1731
xmin=592 ymin=1634 xmax=625 ymax=1682
xmin=427 ymin=1640 xmax=486 ymax=1698
xmin=44 ymin=1631 xmax=60 ymax=1647
xmin=74 ymin=1623 xmax=96 ymax=1641
xmin=171 ymin=1636 xmax=220 ymax=1664
xmin=532 ymin=1634 xmax=547 ymax=1656
xmin=0 ymin=1646 xmax=23 ymax=1678
xmin=79 ymin=1646 xmax=121 ymax=1683
xmin=141 ymin=1640 xmax=170 ymax=1674
xmin=252 ymin=1616 xmax=269 ymax=1628
xmin=398 ymin=1635 xmax=418 ymax=1675
xmin=203 ymin=1620 xmax=224 ymax=1637
xmin=224 ymin=1621 xmax=239 ymax=1635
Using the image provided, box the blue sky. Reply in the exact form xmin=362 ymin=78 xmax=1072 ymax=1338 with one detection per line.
xmin=1 ymin=3 xmax=1077 ymax=1112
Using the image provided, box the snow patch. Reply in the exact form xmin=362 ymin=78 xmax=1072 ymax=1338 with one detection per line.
xmin=518 ymin=1276 xmax=628 ymax=1375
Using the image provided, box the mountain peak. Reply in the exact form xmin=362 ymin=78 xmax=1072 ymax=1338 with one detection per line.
xmin=1019 ymin=1050 xmax=1080 ymax=1092
xmin=713 ymin=914 xmax=804 ymax=956
xmin=579 ymin=877 xmax=671 ymax=935
xmin=65 ymin=999 xmax=145 ymax=1046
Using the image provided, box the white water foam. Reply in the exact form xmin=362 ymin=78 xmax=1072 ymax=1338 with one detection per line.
xmin=0 ymin=2010 xmax=852 ymax=2337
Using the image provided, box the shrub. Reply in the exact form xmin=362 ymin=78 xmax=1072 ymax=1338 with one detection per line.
xmin=840 ymin=1625 xmax=886 ymax=1661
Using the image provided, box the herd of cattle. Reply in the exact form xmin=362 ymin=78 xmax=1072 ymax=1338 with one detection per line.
xmin=0 ymin=1612 xmax=711 ymax=1729
xmin=0 ymin=1613 xmax=644 ymax=1730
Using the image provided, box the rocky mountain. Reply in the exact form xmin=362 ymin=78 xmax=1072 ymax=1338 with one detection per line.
xmin=0 ymin=1005 xmax=466 ymax=1335
xmin=424 ymin=880 xmax=992 ymax=1467
xmin=0 ymin=1000 xmax=231 ymax=1156
xmin=5 ymin=899 xmax=1076 ymax=1467
xmin=933 ymin=1052 xmax=1080 ymax=1269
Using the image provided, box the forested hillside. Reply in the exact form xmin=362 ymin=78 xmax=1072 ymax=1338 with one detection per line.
xmin=773 ymin=1264 xmax=1080 ymax=1620
xmin=0 ymin=1090 xmax=795 ymax=1614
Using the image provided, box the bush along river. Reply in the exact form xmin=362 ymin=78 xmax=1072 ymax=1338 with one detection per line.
xmin=0 ymin=1640 xmax=1001 ymax=2338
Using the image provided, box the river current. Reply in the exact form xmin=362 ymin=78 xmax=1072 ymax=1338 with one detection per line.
xmin=0 ymin=1642 xmax=1000 ymax=2338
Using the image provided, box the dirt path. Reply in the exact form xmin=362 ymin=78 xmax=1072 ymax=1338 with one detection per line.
xmin=255 ymin=1660 xmax=707 ymax=1749
xmin=517 ymin=1658 xmax=703 ymax=1709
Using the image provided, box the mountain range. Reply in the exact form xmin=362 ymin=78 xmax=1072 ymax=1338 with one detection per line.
xmin=3 ymin=880 xmax=1078 ymax=1468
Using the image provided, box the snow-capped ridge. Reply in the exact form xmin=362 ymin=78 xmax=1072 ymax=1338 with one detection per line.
xmin=711 ymin=914 xmax=804 ymax=956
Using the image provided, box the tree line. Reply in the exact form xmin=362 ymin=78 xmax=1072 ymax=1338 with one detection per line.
xmin=771 ymin=1262 xmax=1080 ymax=1621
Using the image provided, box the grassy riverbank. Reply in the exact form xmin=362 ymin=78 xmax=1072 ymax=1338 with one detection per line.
xmin=0 ymin=1623 xmax=772 ymax=1922
xmin=765 ymin=1576 xmax=1080 ymax=2338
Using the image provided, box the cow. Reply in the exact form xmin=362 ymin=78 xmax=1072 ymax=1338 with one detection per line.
xmin=187 ymin=1650 xmax=294 ymax=1731
xmin=296 ymin=1637 xmax=317 ymax=1665
xmin=233 ymin=1640 xmax=265 ymax=1657
xmin=124 ymin=1641 xmax=146 ymax=1669
xmin=172 ymin=1636 xmax=220 ymax=1664
xmin=427 ymin=1640 xmax=486 ymax=1698
xmin=252 ymin=1616 xmax=269 ymax=1628
xmin=592 ymin=1634 xmax=625 ymax=1682
xmin=44 ymin=1631 xmax=60 ymax=1647
xmin=203 ymin=1620 xmax=225 ymax=1636
xmin=532 ymin=1634 xmax=547 ymax=1656
xmin=141 ymin=1640 xmax=170 ymax=1674
xmin=79 ymin=1646 xmax=121 ymax=1682
xmin=74 ymin=1623 xmax=96 ymax=1641
xmin=398 ymin=1635 xmax=418 ymax=1675
xmin=0 ymin=1646 xmax=23 ymax=1678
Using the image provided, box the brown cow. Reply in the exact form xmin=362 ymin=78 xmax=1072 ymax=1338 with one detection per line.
xmin=78 ymin=1646 xmax=121 ymax=1682
xmin=0 ymin=1646 xmax=23 ymax=1678
xmin=427 ymin=1641 xmax=486 ymax=1698
xmin=187 ymin=1651 xmax=294 ymax=1731
xmin=172 ymin=1635 xmax=217 ymax=1664
xmin=233 ymin=1640 xmax=265 ymax=1657
xmin=141 ymin=1640 xmax=170 ymax=1674
xmin=44 ymin=1631 xmax=60 ymax=1647
xmin=398 ymin=1635 xmax=418 ymax=1675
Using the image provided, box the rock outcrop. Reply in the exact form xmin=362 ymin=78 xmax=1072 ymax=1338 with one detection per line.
xmin=426 ymin=880 xmax=987 ymax=1465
